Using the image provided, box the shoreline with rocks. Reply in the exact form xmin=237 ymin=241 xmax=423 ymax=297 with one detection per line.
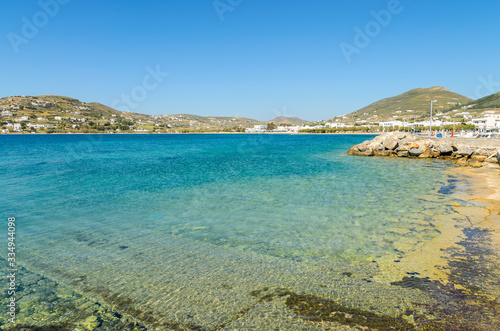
xmin=347 ymin=132 xmax=500 ymax=167
xmin=347 ymin=132 xmax=500 ymax=329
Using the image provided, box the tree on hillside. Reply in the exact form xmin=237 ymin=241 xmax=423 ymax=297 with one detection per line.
xmin=267 ymin=122 xmax=277 ymax=130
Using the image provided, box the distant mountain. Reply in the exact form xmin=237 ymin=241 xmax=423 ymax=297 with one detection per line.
xmin=469 ymin=91 xmax=500 ymax=109
xmin=333 ymin=86 xmax=473 ymax=124
xmin=270 ymin=116 xmax=309 ymax=125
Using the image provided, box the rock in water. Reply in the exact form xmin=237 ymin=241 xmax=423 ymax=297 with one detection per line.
xmin=419 ymin=147 xmax=435 ymax=158
xmin=457 ymin=146 xmax=474 ymax=157
xmin=438 ymin=144 xmax=453 ymax=155
xmin=397 ymin=150 xmax=409 ymax=157
xmin=409 ymin=148 xmax=424 ymax=157
xmin=382 ymin=136 xmax=398 ymax=150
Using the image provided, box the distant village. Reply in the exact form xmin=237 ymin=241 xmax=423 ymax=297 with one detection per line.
xmin=245 ymin=109 xmax=500 ymax=133
xmin=1 ymin=95 xmax=500 ymax=134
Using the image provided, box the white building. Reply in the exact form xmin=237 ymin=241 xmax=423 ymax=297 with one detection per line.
xmin=13 ymin=123 xmax=22 ymax=131
xmin=472 ymin=114 xmax=500 ymax=130
xmin=27 ymin=124 xmax=46 ymax=129
xmin=14 ymin=116 xmax=29 ymax=122
xmin=414 ymin=120 xmax=444 ymax=127
xmin=379 ymin=121 xmax=403 ymax=127
xmin=245 ymin=125 xmax=267 ymax=132
xmin=325 ymin=122 xmax=346 ymax=128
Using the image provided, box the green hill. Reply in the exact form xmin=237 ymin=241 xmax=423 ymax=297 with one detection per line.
xmin=0 ymin=95 xmax=264 ymax=133
xmin=333 ymin=86 xmax=473 ymax=124
xmin=469 ymin=91 xmax=500 ymax=109
xmin=158 ymin=114 xmax=264 ymax=131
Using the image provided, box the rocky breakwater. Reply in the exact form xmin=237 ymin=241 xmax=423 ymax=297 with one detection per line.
xmin=348 ymin=133 xmax=500 ymax=167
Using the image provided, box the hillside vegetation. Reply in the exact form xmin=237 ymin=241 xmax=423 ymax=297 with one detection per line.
xmin=333 ymin=86 xmax=474 ymax=125
xmin=469 ymin=91 xmax=500 ymax=109
xmin=0 ymin=95 xmax=266 ymax=133
xmin=2 ymin=87 xmax=499 ymax=134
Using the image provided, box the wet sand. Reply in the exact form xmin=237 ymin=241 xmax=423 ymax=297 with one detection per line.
xmin=449 ymin=164 xmax=500 ymax=258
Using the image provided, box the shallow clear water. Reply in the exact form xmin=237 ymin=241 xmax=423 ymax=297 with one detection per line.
xmin=0 ymin=134 xmax=495 ymax=329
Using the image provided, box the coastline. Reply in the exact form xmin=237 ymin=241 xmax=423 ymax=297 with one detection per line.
xmin=449 ymin=164 xmax=500 ymax=252
xmin=347 ymin=133 xmax=500 ymax=282
xmin=0 ymin=131 xmax=381 ymax=135
xmin=379 ymin=162 xmax=500 ymax=280
xmin=346 ymin=132 xmax=500 ymax=328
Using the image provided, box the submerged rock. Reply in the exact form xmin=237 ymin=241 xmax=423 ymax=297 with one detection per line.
xmin=80 ymin=315 xmax=101 ymax=330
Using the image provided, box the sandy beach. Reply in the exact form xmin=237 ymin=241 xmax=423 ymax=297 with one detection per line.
xmin=450 ymin=164 xmax=500 ymax=254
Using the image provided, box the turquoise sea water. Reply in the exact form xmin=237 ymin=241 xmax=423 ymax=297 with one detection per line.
xmin=0 ymin=134 xmax=497 ymax=329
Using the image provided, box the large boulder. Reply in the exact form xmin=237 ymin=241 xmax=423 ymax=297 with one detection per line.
xmin=497 ymin=150 xmax=500 ymax=166
xmin=474 ymin=148 xmax=491 ymax=157
xmin=419 ymin=147 xmax=435 ymax=158
xmin=356 ymin=143 xmax=368 ymax=152
xmin=456 ymin=146 xmax=474 ymax=157
xmin=382 ymin=136 xmax=399 ymax=150
xmin=374 ymin=149 xmax=392 ymax=157
xmin=438 ymin=144 xmax=453 ymax=155
xmin=399 ymin=140 xmax=413 ymax=148
xmin=361 ymin=149 xmax=374 ymax=156
xmin=397 ymin=150 xmax=409 ymax=157
xmin=409 ymin=148 xmax=424 ymax=157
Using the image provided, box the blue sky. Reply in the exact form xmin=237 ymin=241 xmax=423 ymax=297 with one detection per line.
xmin=1 ymin=0 xmax=500 ymax=121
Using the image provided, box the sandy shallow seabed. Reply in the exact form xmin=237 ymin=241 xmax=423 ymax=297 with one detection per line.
xmin=373 ymin=163 xmax=500 ymax=285
xmin=451 ymin=164 xmax=500 ymax=234
xmin=2 ymin=163 xmax=499 ymax=330
xmin=450 ymin=164 xmax=500 ymax=278
xmin=449 ymin=164 xmax=500 ymax=268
